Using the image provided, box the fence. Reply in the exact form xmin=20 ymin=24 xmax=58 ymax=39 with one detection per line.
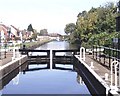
xmin=92 ymin=45 xmax=120 ymax=68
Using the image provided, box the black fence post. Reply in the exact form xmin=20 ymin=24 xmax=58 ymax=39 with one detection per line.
xmin=99 ymin=46 xmax=101 ymax=62
xmin=108 ymin=48 xmax=111 ymax=68
xmin=96 ymin=45 xmax=97 ymax=60
xmin=93 ymin=45 xmax=94 ymax=59
xmin=104 ymin=47 xmax=105 ymax=65
xmin=118 ymin=38 xmax=120 ymax=60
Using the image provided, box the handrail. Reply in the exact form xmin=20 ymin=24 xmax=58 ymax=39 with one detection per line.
xmin=110 ymin=60 xmax=119 ymax=91
xmin=92 ymin=45 xmax=120 ymax=68
xmin=80 ymin=47 xmax=85 ymax=61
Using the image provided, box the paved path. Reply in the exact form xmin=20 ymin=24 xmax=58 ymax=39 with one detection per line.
xmin=85 ymin=54 xmax=111 ymax=85
xmin=0 ymin=51 xmax=13 ymax=66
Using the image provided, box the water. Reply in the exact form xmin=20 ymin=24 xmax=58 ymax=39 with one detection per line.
xmin=0 ymin=41 xmax=91 ymax=94
xmin=36 ymin=41 xmax=77 ymax=50
xmin=1 ymin=63 xmax=90 ymax=94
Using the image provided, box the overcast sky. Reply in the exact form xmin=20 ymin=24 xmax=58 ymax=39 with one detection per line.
xmin=0 ymin=0 xmax=118 ymax=34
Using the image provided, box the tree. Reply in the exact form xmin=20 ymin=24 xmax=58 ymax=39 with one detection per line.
xmin=27 ymin=24 xmax=34 ymax=32
xmin=39 ymin=29 xmax=48 ymax=36
xmin=64 ymin=23 xmax=76 ymax=35
xmin=66 ymin=2 xmax=117 ymax=48
xmin=31 ymin=29 xmax=37 ymax=41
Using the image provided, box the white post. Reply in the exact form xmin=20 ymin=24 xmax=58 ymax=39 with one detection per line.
xmin=90 ymin=62 xmax=94 ymax=69
xmin=50 ymin=49 xmax=52 ymax=70
xmin=115 ymin=63 xmax=119 ymax=87
xmin=80 ymin=47 xmax=85 ymax=61
xmin=110 ymin=60 xmax=119 ymax=90
xmin=16 ymin=48 xmax=20 ymax=58
xmin=20 ymin=31 xmax=23 ymax=44
xmin=105 ymin=73 xmax=109 ymax=81
xmin=12 ymin=41 xmax=16 ymax=60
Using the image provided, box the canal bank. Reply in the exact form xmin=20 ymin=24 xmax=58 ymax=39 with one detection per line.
xmin=74 ymin=54 xmax=119 ymax=95
xmin=0 ymin=55 xmax=27 ymax=80
xmin=0 ymin=41 xmax=92 ymax=95
xmin=0 ymin=39 xmax=53 ymax=79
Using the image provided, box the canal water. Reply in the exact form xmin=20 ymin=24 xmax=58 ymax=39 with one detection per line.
xmin=0 ymin=41 xmax=91 ymax=95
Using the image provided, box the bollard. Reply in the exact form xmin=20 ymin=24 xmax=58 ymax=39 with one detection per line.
xmin=12 ymin=42 xmax=16 ymax=60
xmin=12 ymin=48 xmax=15 ymax=60
xmin=105 ymin=73 xmax=109 ymax=81
xmin=19 ymin=59 xmax=21 ymax=65
xmin=90 ymin=62 xmax=94 ymax=69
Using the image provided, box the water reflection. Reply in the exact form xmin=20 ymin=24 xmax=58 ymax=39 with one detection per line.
xmin=77 ymin=73 xmax=84 ymax=85
xmin=23 ymin=63 xmax=50 ymax=74
xmin=0 ymin=41 xmax=90 ymax=94
xmin=12 ymin=74 xmax=19 ymax=85
xmin=0 ymin=62 xmax=28 ymax=90
xmin=53 ymin=63 xmax=74 ymax=71
xmin=0 ymin=62 xmax=90 ymax=94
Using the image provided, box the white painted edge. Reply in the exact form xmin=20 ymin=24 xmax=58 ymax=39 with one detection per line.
xmin=75 ymin=55 xmax=110 ymax=90
xmin=109 ymin=89 xmax=119 ymax=96
xmin=0 ymin=55 xmax=27 ymax=71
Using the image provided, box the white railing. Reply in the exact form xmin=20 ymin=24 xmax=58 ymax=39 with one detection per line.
xmin=80 ymin=47 xmax=85 ymax=61
xmin=110 ymin=60 xmax=120 ymax=91
xmin=12 ymin=43 xmax=21 ymax=61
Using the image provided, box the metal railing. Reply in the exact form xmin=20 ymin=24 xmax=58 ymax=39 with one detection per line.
xmin=92 ymin=45 xmax=120 ymax=68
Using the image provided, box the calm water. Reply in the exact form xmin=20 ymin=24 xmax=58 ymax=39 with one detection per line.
xmin=36 ymin=40 xmax=77 ymax=50
xmin=0 ymin=41 xmax=91 ymax=94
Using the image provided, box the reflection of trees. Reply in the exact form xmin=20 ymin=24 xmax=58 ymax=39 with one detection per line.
xmin=77 ymin=73 xmax=84 ymax=85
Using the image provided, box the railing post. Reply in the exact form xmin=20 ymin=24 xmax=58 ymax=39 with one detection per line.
xmin=93 ymin=45 xmax=94 ymax=59
xmin=50 ymin=49 xmax=52 ymax=70
xmin=119 ymin=59 xmax=120 ymax=87
xmin=12 ymin=42 xmax=16 ymax=60
xmin=80 ymin=47 xmax=85 ymax=61
xmin=96 ymin=45 xmax=97 ymax=60
xmin=104 ymin=47 xmax=105 ymax=65
xmin=113 ymin=49 xmax=115 ymax=61
xmin=110 ymin=60 xmax=119 ymax=91
xmin=108 ymin=48 xmax=111 ymax=68
xmin=99 ymin=46 xmax=101 ymax=62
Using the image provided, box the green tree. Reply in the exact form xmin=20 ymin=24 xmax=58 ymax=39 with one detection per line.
xmin=64 ymin=23 xmax=76 ymax=35
xmin=39 ymin=29 xmax=48 ymax=36
xmin=27 ymin=24 xmax=34 ymax=32
xmin=71 ymin=2 xmax=117 ymax=48
xmin=31 ymin=29 xmax=37 ymax=41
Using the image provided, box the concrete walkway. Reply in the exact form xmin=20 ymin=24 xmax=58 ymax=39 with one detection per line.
xmin=83 ymin=54 xmax=120 ymax=95
xmin=85 ymin=54 xmax=111 ymax=85
xmin=0 ymin=51 xmax=13 ymax=66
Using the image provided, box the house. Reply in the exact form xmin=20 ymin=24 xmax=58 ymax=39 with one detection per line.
xmin=0 ymin=24 xmax=11 ymax=41
xmin=10 ymin=25 xmax=20 ymax=37
xmin=49 ymin=33 xmax=62 ymax=41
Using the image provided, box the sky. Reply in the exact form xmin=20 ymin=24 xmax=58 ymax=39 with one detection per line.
xmin=0 ymin=0 xmax=118 ymax=35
